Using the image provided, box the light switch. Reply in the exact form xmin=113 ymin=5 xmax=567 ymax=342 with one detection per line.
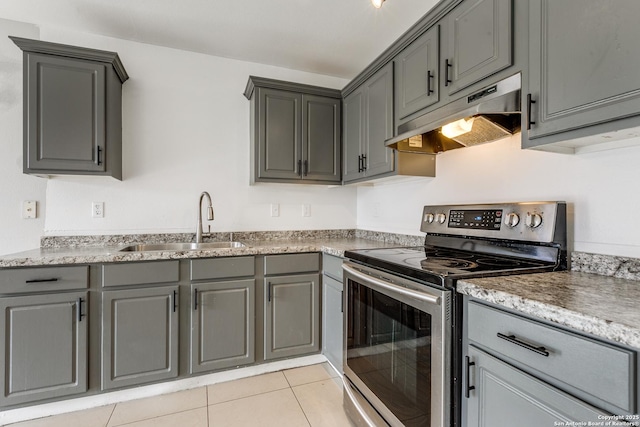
xmin=270 ymin=203 xmax=280 ymax=217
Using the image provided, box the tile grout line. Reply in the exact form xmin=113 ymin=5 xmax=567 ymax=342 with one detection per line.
xmin=206 ymin=386 xmax=210 ymax=427
xmin=105 ymin=403 xmax=118 ymax=427
xmin=289 ymin=383 xmax=313 ymax=427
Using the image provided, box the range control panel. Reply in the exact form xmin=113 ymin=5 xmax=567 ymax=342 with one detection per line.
xmin=420 ymin=202 xmax=566 ymax=244
xmin=448 ymin=209 xmax=502 ymax=230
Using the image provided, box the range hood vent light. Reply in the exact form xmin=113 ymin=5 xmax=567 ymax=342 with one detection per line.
xmin=386 ymin=74 xmax=522 ymax=154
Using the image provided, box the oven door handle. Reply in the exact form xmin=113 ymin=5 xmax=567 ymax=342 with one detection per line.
xmin=343 ymin=264 xmax=441 ymax=306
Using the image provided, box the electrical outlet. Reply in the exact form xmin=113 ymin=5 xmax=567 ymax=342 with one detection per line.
xmin=270 ymin=203 xmax=280 ymax=217
xmin=22 ymin=201 xmax=37 ymax=219
xmin=302 ymin=204 xmax=311 ymax=217
xmin=92 ymin=202 xmax=104 ymax=218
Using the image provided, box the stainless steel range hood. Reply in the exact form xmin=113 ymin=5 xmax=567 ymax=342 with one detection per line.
xmin=386 ymin=74 xmax=521 ymax=154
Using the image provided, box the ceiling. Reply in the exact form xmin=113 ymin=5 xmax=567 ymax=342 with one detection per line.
xmin=1 ymin=0 xmax=440 ymax=79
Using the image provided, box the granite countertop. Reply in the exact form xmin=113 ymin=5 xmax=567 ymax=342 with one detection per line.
xmin=0 ymin=237 xmax=407 ymax=268
xmin=458 ymin=271 xmax=640 ymax=349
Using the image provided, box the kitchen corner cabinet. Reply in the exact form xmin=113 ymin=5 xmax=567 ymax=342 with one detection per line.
xmin=524 ymin=0 xmax=640 ymax=152
xmin=343 ymin=62 xmax=395 ymax=183
xmin=101 ymin=261 xmax=179 ymax=390
xmin=245 ymin=77 xmax=341 ymax=185
xmin=10 ymin=37 xmax=128 ymax=180
xmin=189 ymin=257 xmax=256 ymax=373
xmin=0 ymin=266 xmax=89 ymax=407
xmin=463 ymin=298 xmax=637 ymax=426
xmin=263 ymin=254 xmax=321 ymax=360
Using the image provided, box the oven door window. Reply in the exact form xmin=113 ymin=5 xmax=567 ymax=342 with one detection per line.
xmin=347 ymin=279 xmax=432 ymax=426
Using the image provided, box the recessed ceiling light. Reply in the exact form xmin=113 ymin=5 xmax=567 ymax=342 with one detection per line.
xmin=372 ymin=0 xmax=385 ymax=9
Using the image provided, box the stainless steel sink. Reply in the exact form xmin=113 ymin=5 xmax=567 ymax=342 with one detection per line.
xmin=119 ymin=242 xmax=246 ymax=252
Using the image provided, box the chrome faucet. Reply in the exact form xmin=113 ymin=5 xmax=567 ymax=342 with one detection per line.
xmin=196 ymin=191 xmax=214 ymax=243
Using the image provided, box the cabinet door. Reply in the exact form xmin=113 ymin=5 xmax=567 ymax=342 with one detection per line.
xmin=102 ymin=286 xmax=178 ymax=390
xmin=0 ymin=292 xmax=88 ymax=406
xmin=257 ymin=88 xmax=302 ymax=180
xmin=322 ymin=275 xmax=343 ymax=373
xmin=190 ymin=280 xmax=255 ymax=373
xmin=465 ymin=346 xmax=607 ymax=427
xmin=443 ymin=0 xmax=512 ymax=95
xmin=302 ymin=95 xmax=341 ymax=183
xmin=265 ymin=273 xmax=320 ymax=360
xmin=527 ymin=0 xmax=640 ymax=140
xmin=395 ymin=25 xmax=440 ymax=122
xmin=364 ymin=62 xmax=395 ymax=178
xmin=343 ymin=88 xmax=365 ymax=182
xmin=26 ymin=53 xmax=106 ymax=173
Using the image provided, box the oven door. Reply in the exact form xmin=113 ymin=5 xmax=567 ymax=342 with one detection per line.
xmin=342 ymin=262 xmax=451 ymax=427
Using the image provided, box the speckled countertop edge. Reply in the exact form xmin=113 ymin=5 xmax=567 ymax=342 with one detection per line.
xmin=458 ymin=271 xmax=640 ymax=349
xmin=0 ymin=229 xmax=422 ymax=268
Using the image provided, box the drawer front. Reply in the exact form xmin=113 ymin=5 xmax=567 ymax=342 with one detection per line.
xmin=264 ymin=253 xmax=320 ymax=276
xmin=0 ymin=266 xmax=88 ymax=294
xmin=102 ymin=261 xmax=179 ymax=287
xmin=468 ymin=301 xmax=636 ymax=413
xmin=322 ymin=254 xmax=343 ymax=281
xmin=190 ymin=256 xmax=255 ymax=281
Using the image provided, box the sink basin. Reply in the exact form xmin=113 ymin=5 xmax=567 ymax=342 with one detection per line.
xmin=119 ymin=242 xmax=246 ymax=252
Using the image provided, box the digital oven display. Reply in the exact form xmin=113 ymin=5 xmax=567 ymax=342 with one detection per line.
xmin=448 ymin=209 xmax=502 ymax=230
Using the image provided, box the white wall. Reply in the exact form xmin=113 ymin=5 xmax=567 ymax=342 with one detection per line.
xmin=30 ymin=27 xmax=357 ymax=238
xmin=357 ymin=135 xmax=640 ymax=258
xmin=0 ymin=19 xmax=47 ymax=256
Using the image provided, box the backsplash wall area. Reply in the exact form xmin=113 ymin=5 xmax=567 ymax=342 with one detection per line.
xmin=357 ymin=134 xmax=640 ymax=258
xmin=0 ymin=22 xmax=357 ymax=255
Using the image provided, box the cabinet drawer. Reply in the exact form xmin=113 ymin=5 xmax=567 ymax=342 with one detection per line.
xmin=190 ymin=256 xmax=255 ymax=281
xmin=0 ymin=266 xmax=88 ymax=294
xmin=102 ymin=261 xmax=179 ymax=287
xmin=468 ymin=301 xmax=636 ymax=413
xmin=322 ymin=254 xmax=343 ymax=281
xmin=264 ymin=253 xmax=320 ymax=275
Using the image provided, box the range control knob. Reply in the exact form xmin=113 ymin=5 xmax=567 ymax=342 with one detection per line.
xmin=504 ymin=212 xmax=520 ymax=228
xmin=525 ymin=212 xmax=543 ymax=228
xmin=435 ymin=213 xmax=447 ymax=224
xmin=424 ymin=213 xmax=435 ymax=224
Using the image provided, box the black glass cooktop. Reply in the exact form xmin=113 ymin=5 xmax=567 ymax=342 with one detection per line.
xmin=345 ymin=245 xmax=555 ymax=282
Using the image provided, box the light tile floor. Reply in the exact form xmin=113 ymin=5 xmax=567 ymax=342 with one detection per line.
xmin=8 ymin=363 xmax=354 ymax=427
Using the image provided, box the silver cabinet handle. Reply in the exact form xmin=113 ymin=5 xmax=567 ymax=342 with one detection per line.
xmin=342 ymin=264 xmax=440 ymax=305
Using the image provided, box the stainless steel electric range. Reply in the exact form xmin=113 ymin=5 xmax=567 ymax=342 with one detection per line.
xmin=342 ymin=202 xmax=567 ymax=427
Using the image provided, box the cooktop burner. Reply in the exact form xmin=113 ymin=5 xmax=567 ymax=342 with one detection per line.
xmin=345 ymin=245 xmax=552 ymax=280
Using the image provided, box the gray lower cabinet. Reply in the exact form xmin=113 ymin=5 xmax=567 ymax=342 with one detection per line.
xmin=10 ymin=37 xmax=128 ymax=179
xmin=464 ymin=298 xmax=637 ymax=425
xmin=190 ymin=279 xmax=255 ymax=373
xmin=101 ymin=286 xmax=179 ymax=390
xmin=343 ymin=62 xmax=395 ymax=183
xmin=0 ymin=291 xmax=88 ymax=406
xmin=525 ymin=0 xmax=640 ymax=150
xmin=465 ymin=346 xmax=606 ymax=426
xmin=264 ymin=273 xmax=321 ymax=360
xmin=245 ymin=77 xmax=341 ymax=184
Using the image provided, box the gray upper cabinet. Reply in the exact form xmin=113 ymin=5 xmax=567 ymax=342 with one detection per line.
xmin=441 ymin=0 xmax=512 ymax=95
xmin=101 ymin=286 xmax=179 ymax=390
xmin=245 ymin=77 xmax=341 ymax=184
xmin=343 ymin=62 xmax=395 ymax=183
xmin=395 ymin=25 xmax=440 ymax=123
xmin=0 ymin=291 xmax=88 ymax=407
xmin=524 ymin=0 xmax=640 ymax=151
xmin=10 ymin=37 xmax=128 ymax=180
